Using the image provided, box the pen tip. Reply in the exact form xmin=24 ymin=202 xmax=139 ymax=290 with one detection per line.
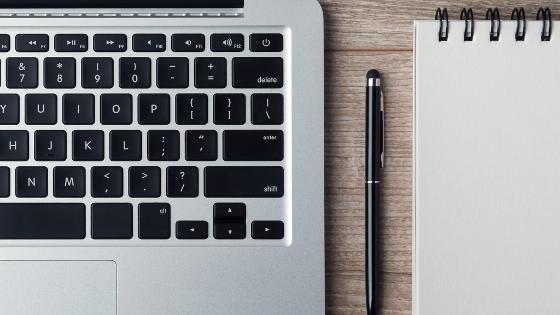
xmin=367 ymin=69 xmax=381 ymax=79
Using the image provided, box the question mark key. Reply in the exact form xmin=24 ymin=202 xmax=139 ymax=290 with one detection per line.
xmin=166 ymin=166 xmax=199 ymax=198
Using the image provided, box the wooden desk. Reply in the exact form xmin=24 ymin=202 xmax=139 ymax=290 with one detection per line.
xmin=322 ymin=2 xmax=560 ymax=314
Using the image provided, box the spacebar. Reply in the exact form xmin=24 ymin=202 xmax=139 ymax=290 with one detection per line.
xmin=0 ymin=203 xmax=86 ymax=239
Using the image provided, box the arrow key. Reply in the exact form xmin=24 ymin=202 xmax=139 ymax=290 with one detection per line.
xmin=214 ymin=222 xmax=246 ymax=240
xmin=176 ymin=221 xmax=208 ymax=239
xmin=252 ymin=221 xmax=284 ymax=240
xmin=214 ymin=203 xmax=246 ymax=221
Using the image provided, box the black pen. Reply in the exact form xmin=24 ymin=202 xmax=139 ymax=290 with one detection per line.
xmin=366 ymin=69 xmax=383 ymax=315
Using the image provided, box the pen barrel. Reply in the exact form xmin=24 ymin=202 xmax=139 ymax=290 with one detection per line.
xmin=366 ymin=182 xmax=380 ymax=314
xmin=365 ymin=73 xmax=382 ymax=315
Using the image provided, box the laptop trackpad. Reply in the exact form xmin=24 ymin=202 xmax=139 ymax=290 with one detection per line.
xmin=0 ymin=261 xmax=116 ymax=315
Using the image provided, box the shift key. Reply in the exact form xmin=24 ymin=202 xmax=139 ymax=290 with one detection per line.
xmin=233 ymin=57 xmax=283 ymax=88
xmin=205 ymin=166 xmax=284 ymax=198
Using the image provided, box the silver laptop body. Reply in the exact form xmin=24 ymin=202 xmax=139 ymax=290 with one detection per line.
xmin=0 ymin=0 xmax=325 ymax=314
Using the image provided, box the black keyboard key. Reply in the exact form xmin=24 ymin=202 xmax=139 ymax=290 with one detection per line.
xmin=120 ymin=57 xmax=151 ymax=89
xmin=148 ymin=130 xmax=179 ymax=161
xmin=167 ymin=166 xmax=198 ymax=198
xmin=138 ymin=94 xmax=170 ymax=125
xmin=54 ymin=166 xmax=85 ymax=198
xmin=195 ymin=57 xmax=226 ymax=88
xmin=205 ymin=167 xmax=284 ymax=198
xmin=214 ymin=94 xmax=246 ymax=125
xmin=0 ymin=167 xmax=9 ymax=197
xmin=172 ymin=34 xmax=205 ymax=52
xmin=211 ymin=33 xmax=244 ymax=52
xmin=157 ymin=57 xmax=188 ymax=88
xmin=101 ymin=94 xmax=132 ymax=125
xmin=25 ymin=94 xmax=57 ymax=125
xmin=223 ymin=130 xmax=283 ymax=161
xmin=250 ymin=33 xmax=283 ymax=52
xmin=82 ymin=57 xmax=114 ymax=88
xmin=252 ymin=94 xmax=284 ymax=125
xmin=129 ymin=167 xmax=161 ymax=198
xmin=35 ymin=130 xmax=67 ymax=161
xmin=94 ymin=34 xmax=127 ymax=52
xmin=0 ymin=203 xmax=85 ymax=239
xmin=0 ymin=34 xmax=10 ymax=52
xmin=91 ymin=166 xmax=123 ymax=198
xmin=252 ymin=221 xmax=284 ymax=240
xmin=139 ymin=203 xmax=170 ymax=239
xmin=110 ymin=130 xmax=142 ymax=161
xmin=63 ymin=94 xmax=95 ymax=125
xmin=176 ymin=94 xmax=208 ymax=125
xmin=0 ymin=130 xmax=28 ymax=161
xmin=214 ymin=203 xmax=246 ymax=221
xmin=44 ymin=57 xmax=76 ymax=88
xmin=133 ymin=34 xmax=166 ymax=52
xmin=73 ymin=130 xmax=104 ymax=161
xmin=7 ymin=57 xmax=38 ymax=88
xmin=233 ymin=57 xmax=283 ymax=88
xmin=55 ymin=34 xmax=88 ymax=52
xmin=186 ymin=130 xmax=217 ymax=161
xmin=214 ymin=222 xmax=246 ymax=240
xmin=16 ymin=166 xmax=47 ymax=198
xmin=92 ymin=203 xmax=133 ymax=239
xmin=0 ymin=94 xmax=20 ymax=125
xmin=16 ymin=34 xmax=49 ymax=52
xmin=176 ymin=221 xmax=208 ymax=239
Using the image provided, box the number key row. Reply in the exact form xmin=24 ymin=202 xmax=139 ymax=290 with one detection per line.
xmin=2 ymin=56 xmax=283 ymax=89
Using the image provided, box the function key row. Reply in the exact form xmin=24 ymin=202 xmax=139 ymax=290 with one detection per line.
xmin=2 ymin=57 xmax=283 ymax=89
xmin=0 ymin=33 xmax=283 ymax=53
xmin=0 ymin=93 xmax=284 ymax=126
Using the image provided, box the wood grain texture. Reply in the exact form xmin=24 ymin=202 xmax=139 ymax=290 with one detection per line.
xmin=324 ymin=50 xmax=412 ymax=315
xmin=321 ymin=0 xmax=560 ymax=50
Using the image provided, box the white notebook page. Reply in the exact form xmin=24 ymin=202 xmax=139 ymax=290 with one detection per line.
xmin=415 ymin=20 xmax=560 ymax=315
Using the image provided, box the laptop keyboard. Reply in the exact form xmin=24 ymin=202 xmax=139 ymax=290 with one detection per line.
xmin=0 ymin=28 xmax=289 ymax=244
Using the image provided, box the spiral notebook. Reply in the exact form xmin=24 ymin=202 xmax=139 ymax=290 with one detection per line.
xmin=414 ymin=8 xmax=560 ymax=315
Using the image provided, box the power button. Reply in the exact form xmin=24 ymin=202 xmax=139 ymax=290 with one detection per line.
xmin=250 ymin=33 xmax=283 ymax=52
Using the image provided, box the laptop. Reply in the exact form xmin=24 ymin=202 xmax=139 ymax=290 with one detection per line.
xmin=0 ymin=0 xmax=325 ymax=314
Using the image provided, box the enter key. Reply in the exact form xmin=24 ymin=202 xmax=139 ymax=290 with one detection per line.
xmin=223 ymin=130 xmax=284 ymax=161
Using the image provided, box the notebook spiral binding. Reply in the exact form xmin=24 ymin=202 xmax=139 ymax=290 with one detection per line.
xmin=435 ymin=8 xmax=449 ymax=41
xmin=460 ymin=8 xmax=474 ymax=41
xmin=537 ymin=7 xmax=552 ymax=41
xmin=511 ymin=8 xmax=526 ymax=41
xmin=435 ymin=7 xmax=553 ymax=42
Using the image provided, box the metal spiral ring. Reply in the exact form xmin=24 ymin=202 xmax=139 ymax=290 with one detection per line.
xmin=511 ymin=8 xmax=526 ymax=41
xmin=460 ymin=8 xmax=474 ymax=41
xmin=537 ymin=7 xmax=552 ymax=41
xmin=485 ymin=8 xmax=501 ymax=41
xmin=435 ymin=8 xmax=449 ymax=41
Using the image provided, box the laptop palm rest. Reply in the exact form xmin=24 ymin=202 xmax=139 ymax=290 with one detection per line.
xmin=0 ymin=261 xmax=116 ymax=315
